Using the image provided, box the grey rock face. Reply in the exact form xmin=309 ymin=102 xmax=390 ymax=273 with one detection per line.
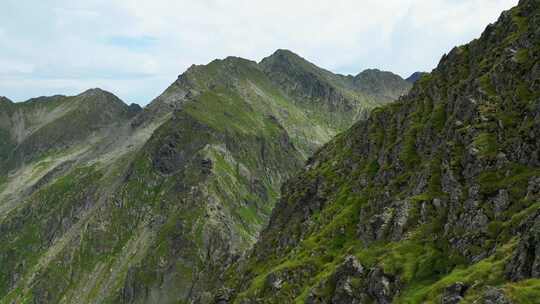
xmin=441 ymin=282 xmax=468 ymax=304
xmin=213 ymin=288 xmax=233 ymax=304
xmin=330 ymin=256 xmax=365 ymax=304
xmin=506 ymin=211 xmax=540 ymax=281
xmin=306 ymin=257 xmax=397 ymax=304
xmin=366 ymin=268 xmax=398 ymax=304
xmin=483 ymin=287 xmax=513 ymax=304
xmin=358 ymin=200 xmax=411 ymax=244
xmin=491 ymin=189 xmax=510 ymax=216
xmin=526 ymin=177 xmax=540 ymax=200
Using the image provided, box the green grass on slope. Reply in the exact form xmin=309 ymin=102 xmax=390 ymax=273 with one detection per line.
xmin=234 ymin=160 xmax=538 ymax=303
xmin=505 ymin=279 xmax=540 ymax=303
xmin=228 ymin=2 xmax=540 ymax=302
xmin=0 ymin=166 xmax=102 ymax=302
xmin=396 ymin=240 xmax=515 ymax=303
xmin=184 ymin=55 xmax=384 ymax=158
xmin=184 ymin=87 xmax=282 ymax=138
xmin=231 ymin=62 xmax=539 ymax=304
xmin=184 ymin=62 xmax=339 ymax=156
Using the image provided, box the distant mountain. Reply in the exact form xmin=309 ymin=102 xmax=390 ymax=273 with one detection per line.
xmin=0 ymin=88 xmax=139 ymax=172
xmin=222 ymin=1 xmax=540 ymax=303
xmin=353 ymin=68 xmax=412 ymax=100
xmin=406 ymin=71 xmax=428 ymax=83
xmin=0 ymin=50 xmax=408 ymax=303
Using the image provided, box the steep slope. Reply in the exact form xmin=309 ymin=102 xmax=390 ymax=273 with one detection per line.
xmin=0 ymin=97 xmax=16 ymax=169
xmin=0 ymin=51 xmax=407 ymax=304
xmin=0 ymin=89 xmax=142 ymax=217
xmin=223 ymin=1 xmax=540 ymax=303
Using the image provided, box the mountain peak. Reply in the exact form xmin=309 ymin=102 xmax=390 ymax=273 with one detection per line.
xmin=78 ymin=88 xmax=126 ymax=104
xmin=271 ymin=48 xmax=300 ymax=57
xmin=260 ymin=49 xmax=330 ymax=80
xmin=355 ymin=68 xmax=402 ymax=79
xmin=79 ymin=88 xmax=113 ymax=97
xmin=357 ymin=68 xmax=382 ymax=73
xmin=262 ymin=49 xmax=307 ymax=65
xmin=222 ymin=55 xmax=255 ymax=63
xmin=353 ymin=68 xmax=411 ymax=100
xmin=406 ymin=71 xmax=428 ymax=83
xmin=181 ymin=56 xmax=257 ymax=78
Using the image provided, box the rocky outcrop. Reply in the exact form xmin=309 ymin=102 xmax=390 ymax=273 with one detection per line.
xmin=366 ymin=268 xmax=399 ymax=304
xmin=223 ymin=1 xmax=540 ymax=302
xmin=304 ymin=256 xmax=398 ymax=304
xmin=483 ymin=287 xmax=513 ymax=304
xmin=505 ymin=210 xmax=540 ymax=281
xmin=441 ymin=282 xmax=468 ymax=304
xmin=358 ymin=199 xmax=412 ymax=244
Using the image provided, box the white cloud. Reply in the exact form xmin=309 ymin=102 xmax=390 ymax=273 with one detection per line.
xmin=0 ymin=0 xmax=518 ymax=105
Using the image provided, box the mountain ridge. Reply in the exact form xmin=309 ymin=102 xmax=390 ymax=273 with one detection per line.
xmin=0 ymin=49 xmax=410 ymax=303
xmin=220 ymin=0 xmax=540 ymax=302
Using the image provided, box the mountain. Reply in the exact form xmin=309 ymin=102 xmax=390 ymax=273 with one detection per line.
xmin=221 ymin=0 xmax=540 ymax=303
xmin=353 ymin=69 xmax=412 ymax=100
xmin=0 ymin=89 xmax=140 ymax=170
xmin=0 ymin=51 xmax=407 ymax=303
xmin=405 ymin=71 xmax=428 ymax=83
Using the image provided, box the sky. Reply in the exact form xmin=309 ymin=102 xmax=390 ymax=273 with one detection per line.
xmin=0 ymin=0 xmax=518 ymax=105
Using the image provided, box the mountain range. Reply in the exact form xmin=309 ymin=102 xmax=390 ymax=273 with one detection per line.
xmin=1 ymin=0 xmax=539 ymax=303
xmin=0 ymin=50 xmax=411 ymax=303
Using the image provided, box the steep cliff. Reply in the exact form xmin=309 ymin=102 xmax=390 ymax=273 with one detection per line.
xmin=224 ymin=1 xmax=540 ymax=303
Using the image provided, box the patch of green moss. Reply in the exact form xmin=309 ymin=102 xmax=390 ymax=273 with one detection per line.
xmin=398 ymin=240 xmax=515 ymax=303
xmin=430 ymin=103 xmax=447 ymax=131
xmin=505 ymin=279 xmax=540 ymax=303
xmin=478 ymin=164 xmax=539 ymax=199
xmin=401 ymin=127 xmax=420 ymax=168
xmin=365 ymin=160 xmax=380 ymax=178
xmin=515 ymin=48 xmax=530 ymax=64
xmin=473 ymin=132 xmax=498 ymax=159
xmin=516 ymin=83 xmax=534 ymax=102
xmin=479 ymin=74 xmax=497 ymax=97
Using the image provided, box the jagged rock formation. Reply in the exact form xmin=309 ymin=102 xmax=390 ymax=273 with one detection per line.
xmin=0 ymin=51 xmax=408 ymax=303
xmin=222 ymin=1 xmax=540 ymax=303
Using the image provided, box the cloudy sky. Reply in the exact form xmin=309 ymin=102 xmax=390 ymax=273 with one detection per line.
xmin=1 ymin=0 xmax=518 ymax=105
